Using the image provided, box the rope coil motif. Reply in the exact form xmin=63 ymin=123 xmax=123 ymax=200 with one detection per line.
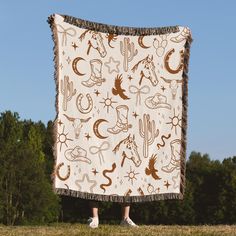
xmin=56 ymin=24 xmax=76 ymax=46
xmin=89 ymin=141 xmax=110 ymax=165
xmin=129 ymin=85 xmax=150 ymax=105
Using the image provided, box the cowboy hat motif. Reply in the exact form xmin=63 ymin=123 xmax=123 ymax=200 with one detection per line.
xmin=65 ymin=145 xmax=91 ymax=164
xmin=145 ymin=93 xmax=171 ymax=110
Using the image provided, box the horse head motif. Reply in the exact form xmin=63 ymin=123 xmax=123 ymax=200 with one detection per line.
xmin=132 ymin=55 xmax=158 ymax=86
xmin=113 ymin=134 xmax=141 ymax=167
xmin=79 ymin=30 xmax=107 ymax=58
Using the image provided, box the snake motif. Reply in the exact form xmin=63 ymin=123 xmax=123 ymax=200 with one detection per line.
xmin=164 ymin=49 xmax=184 ymax=74
xmin=76 ymin=93 xmax=93 ymax=114
xmin=100 ymin=163 xmax=116 ymax=193
xmin=157 ymin=134 xmax=171 ymax=149
xmin=55 ymin=162 xmax=70 ymax=181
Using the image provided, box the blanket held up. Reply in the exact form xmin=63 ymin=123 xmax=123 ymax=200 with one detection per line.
xmin=48 ymin=14 xmax=192 ymax=203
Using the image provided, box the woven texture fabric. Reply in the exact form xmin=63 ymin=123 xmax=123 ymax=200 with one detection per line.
xmin=48 ymin=14 xmax=192 ymax=202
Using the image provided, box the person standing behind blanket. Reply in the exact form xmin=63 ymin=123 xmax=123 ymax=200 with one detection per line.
xmin=88 ymin=201 xmax=138 ymax=228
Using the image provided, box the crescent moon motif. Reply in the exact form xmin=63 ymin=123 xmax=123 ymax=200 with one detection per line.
xmin=138 ymin=36 xmax=151 ymax=49
xmin=72 ymin=57 xmax=86 ymax=76
xmin=164 ymin=49 xmax=184 ymax=74
xmin=93 ymin=119 xmax=109 ymax=139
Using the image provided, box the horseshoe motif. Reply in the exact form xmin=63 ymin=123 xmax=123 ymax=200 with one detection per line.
xmin=76 ymin=93 xmax=93 ymax=114
xmin=164 ymin=49 xmax=184 ymax=74
xmin=55 ymin=162 xmax=70 ymax=181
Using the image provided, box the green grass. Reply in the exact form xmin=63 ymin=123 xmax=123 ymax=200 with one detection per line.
xmin=0 ymin=224 xmax=236 ymax=236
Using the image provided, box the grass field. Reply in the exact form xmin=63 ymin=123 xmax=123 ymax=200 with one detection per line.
xmin=0 ymin=224 xmax=236 ymax=236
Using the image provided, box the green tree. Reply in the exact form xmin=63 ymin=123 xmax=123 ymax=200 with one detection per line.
xmin=0 ymin=111 xmax=60 ymax=225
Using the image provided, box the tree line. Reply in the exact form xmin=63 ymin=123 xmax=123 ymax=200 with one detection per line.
xmin=0 ymin=111 xmax=235 ymax=225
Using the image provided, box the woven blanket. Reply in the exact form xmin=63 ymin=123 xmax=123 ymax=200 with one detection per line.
xmin=48 ymin=14 xmax=192 ymax=203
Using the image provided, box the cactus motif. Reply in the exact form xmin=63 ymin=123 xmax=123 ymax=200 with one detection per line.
xmin=61 ymin=75 xmax=76 ymax=111
xmin=139 ymin=113 xmax=159 ymax=158
xmin=120 ymin=37 xmax=138 ymax=72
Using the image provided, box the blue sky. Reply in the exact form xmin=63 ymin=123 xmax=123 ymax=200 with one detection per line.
xmin=0 ymin=0 xmax=235 ymax=161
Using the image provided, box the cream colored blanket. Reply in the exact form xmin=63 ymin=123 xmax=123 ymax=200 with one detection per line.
xmin=48 ymin=14 xmax=192 ymax=202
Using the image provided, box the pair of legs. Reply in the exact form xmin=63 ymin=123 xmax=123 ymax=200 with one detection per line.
xmin=90 ymin=201 xmax=130 ymax=220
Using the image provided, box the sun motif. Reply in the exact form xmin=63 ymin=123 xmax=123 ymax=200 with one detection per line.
xmin=124 ymin=166 xmax=139 ymax=185
xmin=57 ymin=126 xmax=73 ymax=151
xmin=99 ymin=92 xmax=117 ymax=113
xmin=166 ymin=108 xmax=182 ymax=135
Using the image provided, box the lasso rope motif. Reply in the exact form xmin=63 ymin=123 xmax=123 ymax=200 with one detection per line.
xmin=89 ymin=141 xmax=110 ymax=165
xmin=129 ymin=85 xmax=150 ymax=105
xmin=56 ymin=24 xmax=76 ymax=46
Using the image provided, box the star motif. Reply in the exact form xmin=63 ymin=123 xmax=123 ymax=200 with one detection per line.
xmin=92 ymin=168 xmax=99 ymax=176
xmin=161 ymin=86 xmax=166 ymax=92
xmin=58 ymin=119 xmax=63 ymax=126
xmin=75 ymin=174 xmax=97 ymax=193
xmin=104 ymin=57 xmax=120 ymax=74
xmin=85 ymin=133 xmax=91 ymax=140
xmin=72 ymin=42 xmax=78 ymax=50
xmin=164 ymin=180 xmax=171 ymax=189
xmin=132 ymin=112 xmax=139 ymax=119
xmin=128 ymin=75 xmax=134 ymax=81
xmin=66 ymin=56 xmax=71 ymax=64
xmin=94 ymin=89 xmax=100 ymax=96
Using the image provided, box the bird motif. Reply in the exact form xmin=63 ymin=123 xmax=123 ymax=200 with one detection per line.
xmin=106 ymin=33 xmax=118 ymax=48
xmin=112 ymin=74 xmax=130 ymax=100
xmin=145 ymin=154 xmax=161 ymax=180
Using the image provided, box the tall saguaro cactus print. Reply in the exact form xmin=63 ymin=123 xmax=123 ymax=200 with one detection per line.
xmin=61 ymin=75 xmax=76 ymax=111
xmin=139 ymin=113 xmax=159 ymax=158
xmin=120 ymin=37 xmax=138 ymax=72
